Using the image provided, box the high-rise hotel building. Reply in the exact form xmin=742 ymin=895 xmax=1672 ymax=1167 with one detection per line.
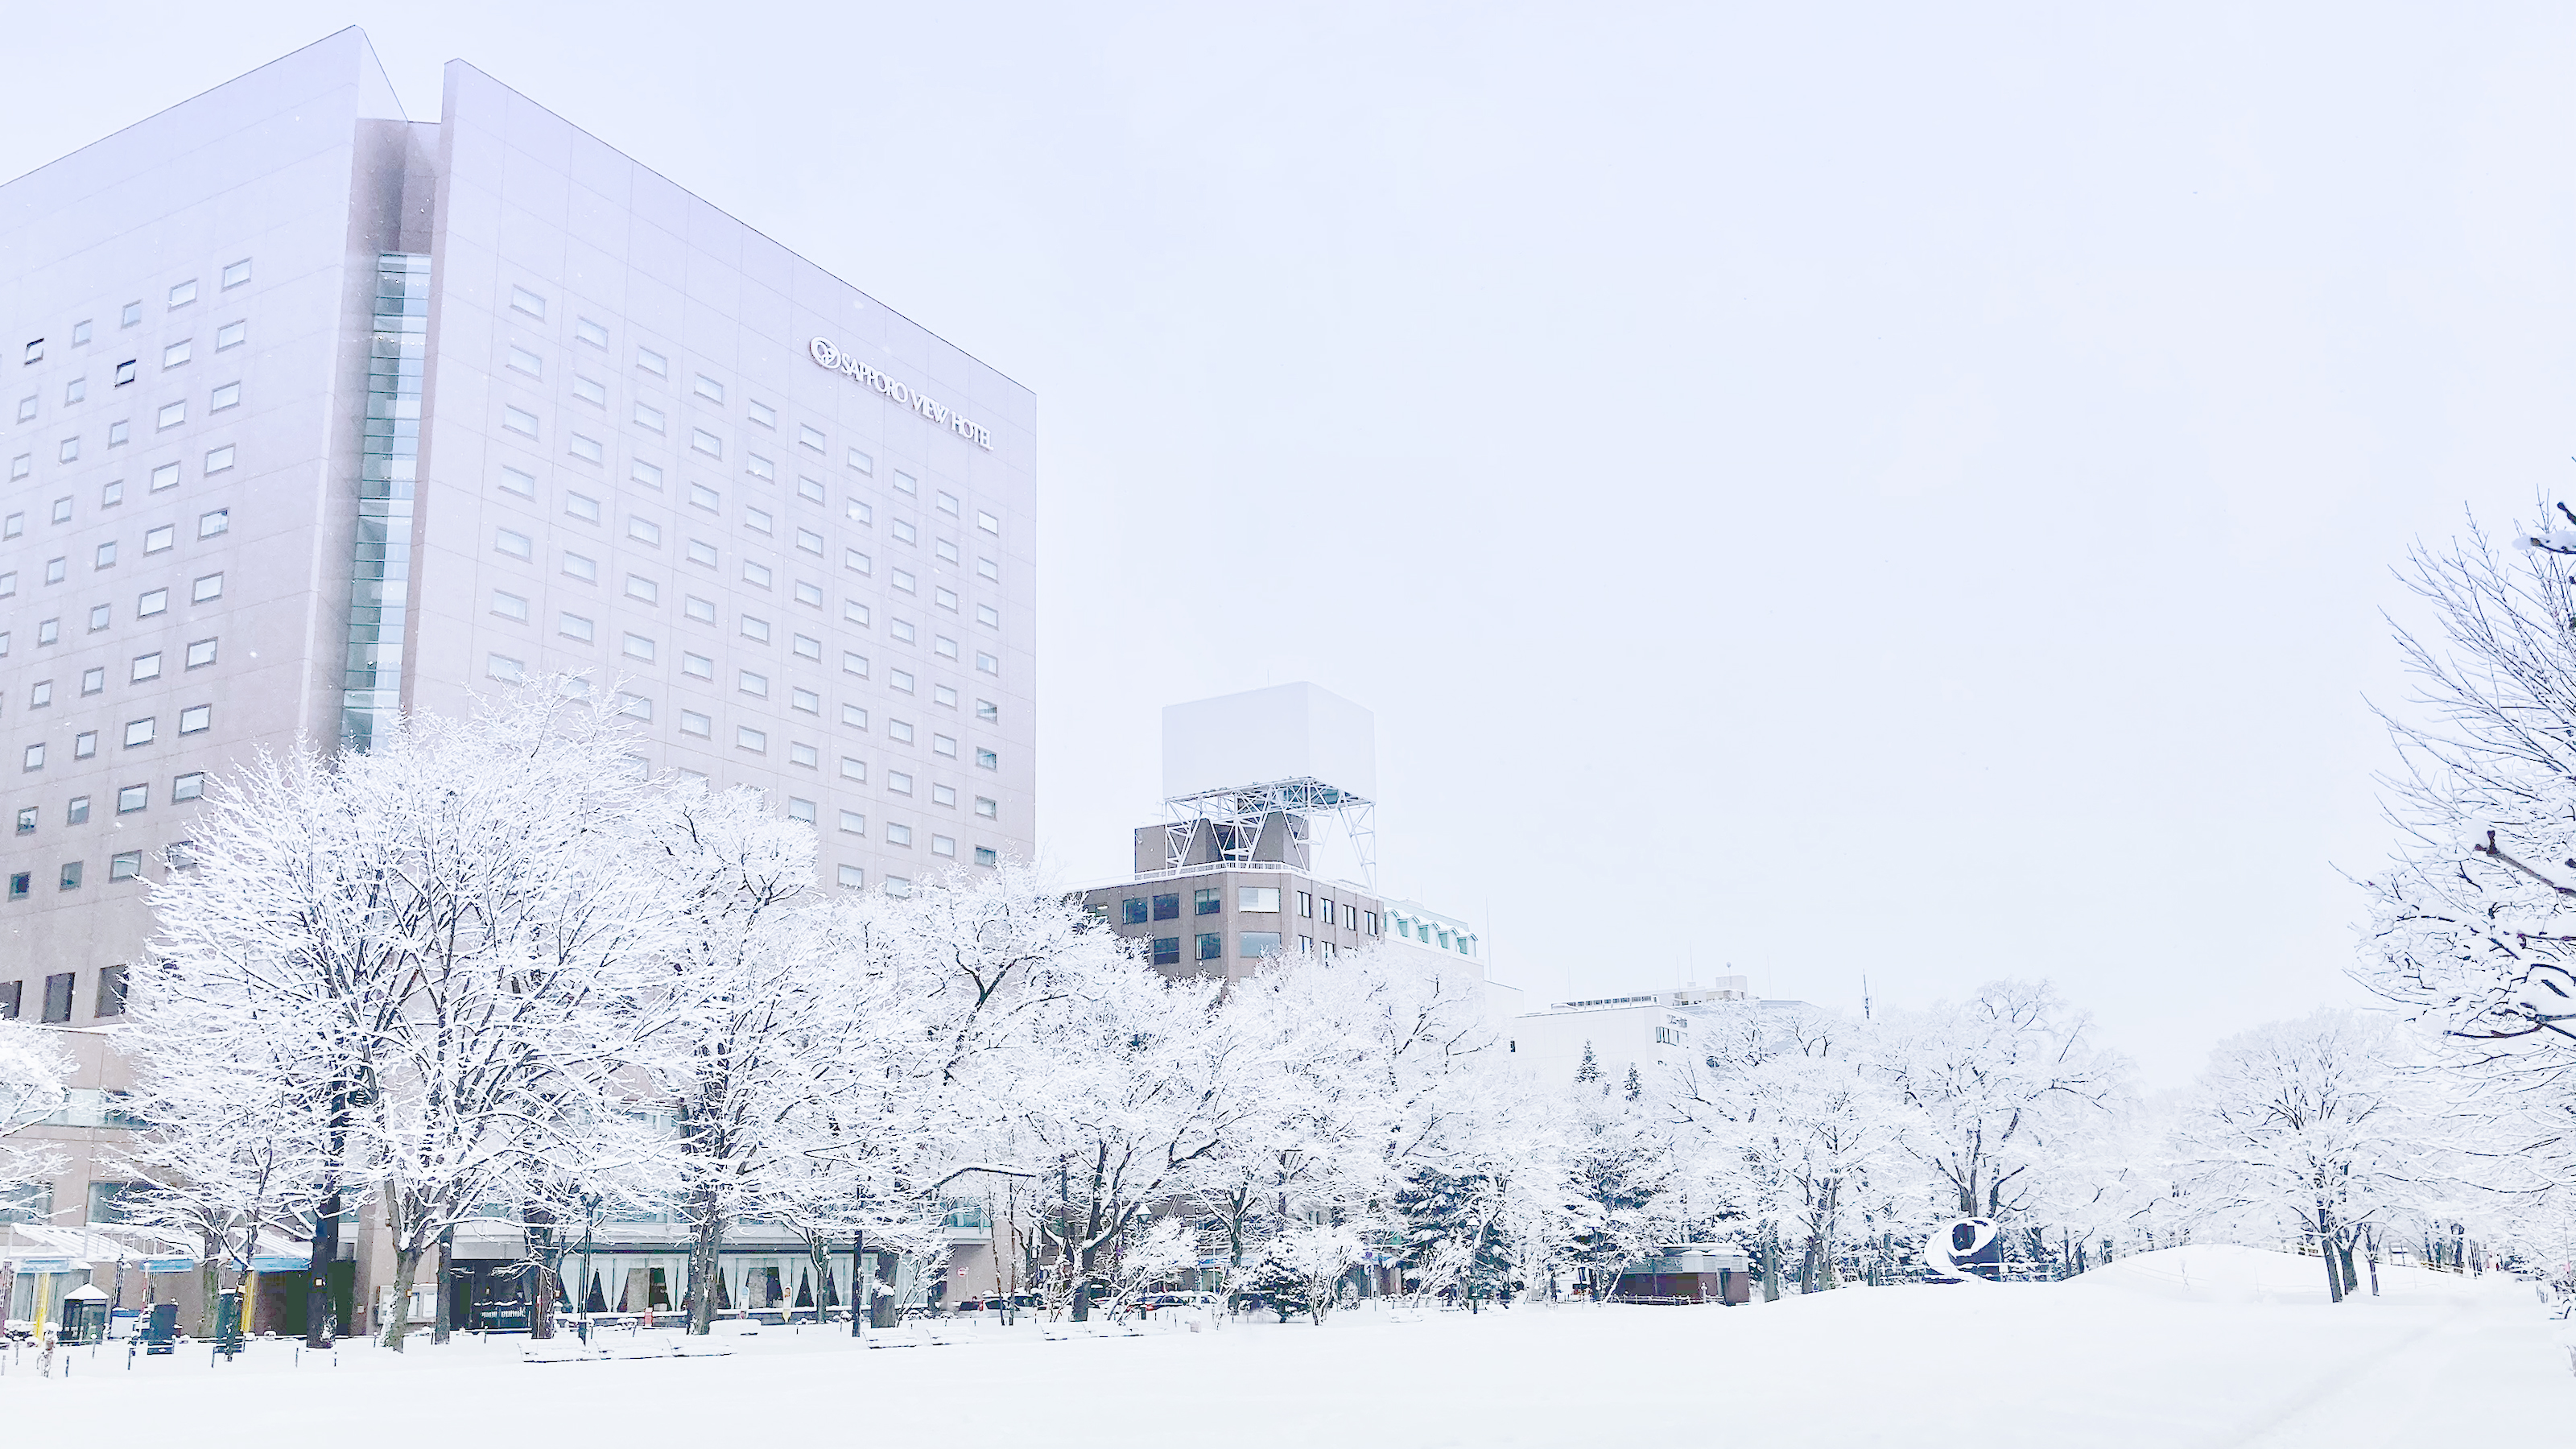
xmin=0 ymin=31 xmax=1037 ymax=1026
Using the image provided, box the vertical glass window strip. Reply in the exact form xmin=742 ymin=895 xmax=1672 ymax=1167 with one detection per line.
xmin=341 ymin=254 xmax=431 ymax=749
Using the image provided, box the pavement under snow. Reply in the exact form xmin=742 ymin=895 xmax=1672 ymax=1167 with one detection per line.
xmin=1 ymin=1247 xmax=2563 ymax=1447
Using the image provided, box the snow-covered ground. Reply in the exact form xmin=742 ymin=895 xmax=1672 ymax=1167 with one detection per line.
xmin=2 ymin=1249 xmax=2564 ymax=1447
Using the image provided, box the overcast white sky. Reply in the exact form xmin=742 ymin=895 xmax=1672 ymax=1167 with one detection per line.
xmin=7 ymin=3 xmax=2572 ymax=1082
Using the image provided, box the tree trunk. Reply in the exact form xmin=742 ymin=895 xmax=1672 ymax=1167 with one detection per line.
xmin=1761 ymin=1224 xmax=1782 ymax=1302
xmin=197 ymin=1231 xmax=223 ymax=1339
xmin=381 ymin=1244 xmax=423 ymax=1352
xmin=432 ymin=1235 xmax=454 ymax=1344
xmin=2316 ymin=1208 xmax=2343 ymax=1304
xmin=530 ymin=1258 xmax=556 ymax=1340
xmin=806 ymin=1234 xmax=836 ymax=1323
xmin=687 ymin=1203 xmax=724 ymax=1335
xmin=2337 ymin=1236 xmax=2359 ymax=1298
xmin=2365 ymin=1226 xmax=2381 ymax=1297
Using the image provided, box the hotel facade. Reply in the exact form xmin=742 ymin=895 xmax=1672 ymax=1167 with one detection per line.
xmin=2 ymin=30 xmax=1034 ymax=1331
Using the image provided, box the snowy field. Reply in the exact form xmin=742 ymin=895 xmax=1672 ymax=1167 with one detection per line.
xmin=1 ymin=1249 xmax=2565 ymax=1447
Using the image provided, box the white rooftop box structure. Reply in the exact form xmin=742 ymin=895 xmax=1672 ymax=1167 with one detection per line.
xmin=1162 ymin=683 xmax=1377 ymax=799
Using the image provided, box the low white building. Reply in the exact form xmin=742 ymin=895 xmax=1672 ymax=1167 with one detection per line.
xmin=1507 ymin=980 xmax=1773 ymax=1087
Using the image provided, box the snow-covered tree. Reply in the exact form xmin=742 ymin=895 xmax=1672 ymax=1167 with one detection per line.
xmin=2358 ymin=512 xmax=2576 ymax=1073
xmin=0 ymin=1022 xmax=72 ymax=1200
xmin=1876 ymin=980 xmax=2127 ymax=1226
xmin=2172 ymin=1009 xmax=2468 ymax=1302
xmin=143 ymin=683 xmax=688 ymax=1349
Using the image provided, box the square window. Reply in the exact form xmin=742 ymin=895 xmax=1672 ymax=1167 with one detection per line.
xmin=72 ymin=732 xmax=93 ymax=758
xmin=737 ymin=670 xmax=769 ymax=697
xmin=889 ymin=719 xmax=914 ymax=744
xmin=745 ymin=452 xmax=774 ymax=481
xmin=634 ymin=400 xmax=666 ymax=433
xmin=740 ymin=615 xmax=770 ymax=643
xmin=976 ymin=604 xmax=1001 ymax=628
xmin=506 ymin=344 xmax=543 ymax=378
xmin=486 ymin=654 xmax=524 ymax=682
xmin=60 ymin=861 xmax=84 ymax=891
xmin=933 ymin=733 xmax=957 ymax=758
xmin=1150 ymin=935 xmax=1179 ymax=965
xmin=210 ymin=382 xmax=240 ymax=411
xmin=1196 ymin=933 xmax=1222 ymax=962
xmin=792 ymin=634 xmax=821 ymax=661
xmin=742 ymin=560 xmax=772 ymax=588
xmin=491 ymin=589 xmax=528 ymax=621
xmin=203 ymin=444 xmax=233 ymax=473
xmin=573 ymin=374 xmax=606 ymax=405
xmin=217 ymin=320 xmax=246 ymax=349
xmin=60 ymin=437 xmax=80 ymax=464
xmin=797 ymin=476 xmax=825 ymax=505
xmin=565 ymin=492 xmax=601 ymax=522
xmin=169 ymin=279 xmax=198 ymax=308
xmin=934 ymin=685 xmax=958 ymax=708
xmin=495 ymin=529 xmax=532 ymax=559
xmin=977 ymin=511 xmax=1000 ymax=534
xmin=503 ymin=405 xmax=539 ymax=437
xmin=890 ymin=669 xmax=915 ymax=693
xmin=687 ymin=539 xmax=718 ymax=567
xmin=744 ymin=505 xmax=772 ymax=534
xmin=124 ymin=717 xmax=155 ymax=747
xmin=1152 ymin=893 xmax=1181 ymax=922
xmin=688 ymin=483 xmax=719 ymax=512
xmin=842 ymin=704 xmax=869 ymax=729
xmin=509 ymin=285 xmax=547 ymax=320
xmin=847 ymin=448 xmax=875 ymax=474
xmin=163 ymin=339 xmax=192 ymax=368
xmin=631 ymin=459 xmax=664 ymax=489
xmin=89 ymin=603 xmax=110 ymax=630
xmin=787 ymin=796 xmax=815 ymax=824
xmin=79 ymin=667 xmax=100 ymax=696
xmin=977 ymin=557 xmax=999 ymax=582
xmin=29 ymin=679 xmax=52 ymax=708
xmin=936 ymin=491 xmax=960 ymax=516
xmin=221 ymin=258 xmax=252 ymax=289
xmin=791 ymin=687 xmax=819 ymax=714
xmin=893 ymin=518 xmax=918 ymax=545
xmin=576 ymin=317 xmax=609 ymax=348
xmin=749 ymin=399 xmax=778 ymax=427
xmin=94 ymin=541 xmax=116 ymax=568
xmin=563 ymin=551 xmax=597 ymax=581
xmin=157 ymin=401 xmax=185 ymax=428
xmin=625 ymin=573 xmax=658 ymax=603
xmin=185 ymin=638 xmax=216 ymax=667
xmin=683 ymin=652 xmax=713 ymax=679
xmin=975 ymin=796 xmax=997 ymax=819
xmin=150 ymin=461 xmax=178 ymax=490
xmin=171 ymin=772 xmax=204 ymax=801
xmin=1241 ymin=887 xmax=1281 ymax=913
xmin=838 ymin=864 xmax=865 ymax=888
xmin=497 ymin=465 xmax=535 ymax=497
xmin=23 ymin=744 xmax=43 ymax=770
xmin=680 ymin=710 xmax=711 ymax=737
xmin=12 ymin=806 xmax=30 ymax=834
xmin=976 ymin=748 xmax=999 ymax=770
xmin=1239 ymin=932 xmax=1282 ymax=958
xmin=691 ymin=427 xmax=723 ymax=458
xmin=844 ymin=600 xmax=871 ymax=627
xmin=935 ymin=539 xmax=959 ymax=564
xmin=886 ymin=823 xmax=913 ymax=846
xmin=894 ymin=471 xmax=918 ymax=495
xmin=931 ymin=782 xmax=956 ymax=807
xmin=932 ymin=835 xmax=956 ymax=857
xmin=845 ymin=548 xmax=873 ymax=576
xmin=840 ymin=758 xmax=867 ymax=782
xmin=685 ymin=595 xmax=716 ymax=623
xmin=888 ymin=770 xmax=914 ymax=795
xmin=892 ymin=569 xmax=915 ymax=594
xmin=839 ymin=809 xmax=867 ymax=834
xmin=198 ymin=508 xmax=228 ymax=538
xmin=1121 ymin=897 xmax=1151 ymax=926
xmin=559 ymin=612 xmax=593 ymax=642
xmin=976 ymin=651 xmax=999 ymax=675
xmin=138 ymin=588 xmax=167 ymax=616
xmin=131 ymin=652 xmax=161 ymax=682
xmin=568 ymin=432 xmax=604 ymax=462
xmin=111 ymin=851 xmax=142 ymax=881
xmin=638 ymin=346 xmax=667 ymax=376
xmin=789 ymin=741 xmax=817 ymax=768
xmin=629 ymin=516 xmax=663 ymax=545
xmin=1195 ymin=887 xmax=1221 ymax=916
xmin=694 ymin=374 xmax=725 ymax=403
xmin=795 ymin=527 xmax=824 ymax=555
xmin=795 ymin=580 xmax=824 ymax=607
xmin=615 ymin=692 xmax=652 ymax=720
xmin=843 ymin=651 xmax=870 ymax=678
xmin=935 ymin=636 xmax=959 ymax=659
xmin=118 ymin=784 xmax=147 ymax=814
xmin=623 ymin=633 xmax=656 ymax=661
xmin=798 ymin=423 xmax=826 ymax=452
xmin=736 ymin=726 xmax=767 ymax=753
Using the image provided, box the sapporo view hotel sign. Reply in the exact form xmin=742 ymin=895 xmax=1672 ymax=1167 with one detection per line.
xmin=810 ymin=336 xmax=995 ymax=451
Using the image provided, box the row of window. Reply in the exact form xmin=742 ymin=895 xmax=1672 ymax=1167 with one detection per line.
xmin=7 ymin=850 xmax=150 ymax=898
xmin=15 ymin=638 xmax=221 ymax=708
xmin=491 ymin=277 xmax=1001 ymax=514
xmin=14 ymin=770 xmax=208 ymax=834
xmin=479 ymin=567 xmax=997 ymax=671
xmin=17 ymin=258 xmax=250 ymax=371
xmin=9 ymin=375 xmax=243 ymax=478
xmin=1117 ymin=887 xmax=1380 ymax=931
xmin=0 ymin=509 xmax=230 ymax=589
xmin=0 ymin=963 xmax=130 ymax=1023
xmin=18 ymin=708 xmax=214 ymax=770
xmin=4 ymin=443 xmax=233 ymax=535
xmin=1144 ymin=932 xmax=1341 ymax=967
xmin=0 ymin=572 xmax=225 ymax=660
xmin=484 ymin=464 xmax=1005 ymax=621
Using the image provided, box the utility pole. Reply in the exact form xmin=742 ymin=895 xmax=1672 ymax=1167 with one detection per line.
xmin=849 ymin=1178 xmax=865 ymax=1339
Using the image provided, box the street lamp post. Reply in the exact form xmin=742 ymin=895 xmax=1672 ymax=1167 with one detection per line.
xmin=578 ymin=1191 xmax=601 ymax=1345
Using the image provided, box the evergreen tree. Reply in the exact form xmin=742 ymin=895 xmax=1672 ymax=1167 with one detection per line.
xmin=1394 ymin=1168 xmax=1513 ymax=1304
